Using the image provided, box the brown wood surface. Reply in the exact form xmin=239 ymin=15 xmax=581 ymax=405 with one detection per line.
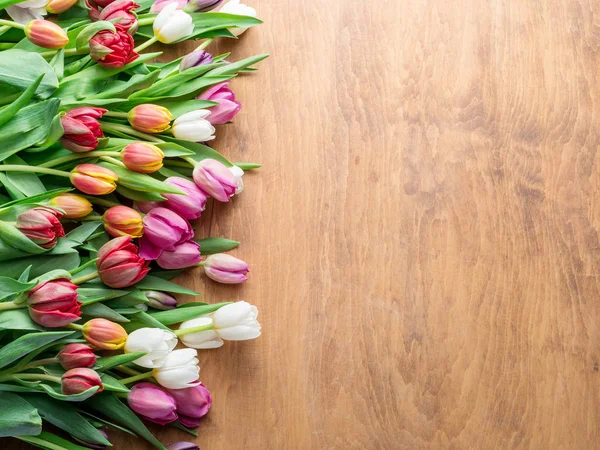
xmin=8 ymin=0 xmax=600 ymax=449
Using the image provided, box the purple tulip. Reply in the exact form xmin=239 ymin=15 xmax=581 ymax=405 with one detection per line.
xmin=135 ymin=201 xmax=160 ymax=214
xmin=193 ymin=159 xmax=239 ymax=202
xmin=180 ymin=49 xmax=214 ymax=72
xmin=145 ymin=291 xmax=177 ymax=310
xmin=157 ymin=240 xmax=201 ymax=269
xmin=139 ymin=207 xmax=194 ymax=260
xmin=162 ymin=177 xmax=208 ymax=220
xmin=73 ymin=429 xmax=109 ymax=448
xmin=197 ymin=81 xmax=241 ymax=125
xmin=166 ymin=443 xmax=199 ymax=450
xmin=184 ymin=0 xmax=222 ymax=12
xmin=167 ymin=383 xmax=212 ymax=428
xmin=150 ymin=0 xmax=187 ymax=13
xmin=128 ymin=382 xmax=178 ymax=425
xmin=203 ymin=253 xmax=249 ymax=284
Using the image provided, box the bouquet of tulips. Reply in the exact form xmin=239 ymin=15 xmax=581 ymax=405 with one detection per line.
xmin=0 ymin=0 xmax=265 ymax=448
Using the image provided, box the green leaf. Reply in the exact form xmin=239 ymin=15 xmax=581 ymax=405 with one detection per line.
xmin=23 ymin=394 xmax=111 ymax=446
xmin=0 ymin=277 xmax=35 ymax=300
xmin=149 ymin=302 xmax=230 ymax=325
xmin=34 ymin=114 xmax=64 ymax=149
xmin=94 ymin=352 xmax=146 ymax=372
xmin=154 ymin=99 xmax=217 ymax=119
xmin=82 ymin=302 xmax=129 ymax=322
xmin=77 ymin=287 xmax=129 ymax=304
xmin=205 ymin=53 xmax=269 ymax=77
xmin=100 ymin=373 xmax=129 ymax=393
xmin=198 ymin=237 xmax=240 ymax=255
xmin=0 ymin=393 xmax=41 ymax=437
xmin=4 ymin=155 xmax=46 ymax=196
xmin=0 ymin=220 xmax=47 ymax=255
xmin=155 ymin=141 xmax=195 ymax=157
xmin=39 ymin=384 xmax=100 ymax=402
xmin=61 ymin=52 xmax=161 ymax=84
xmin=0 ymin=309 xmax=42 ymax=331
xmin=66 ymin=222 xmax=103 ymax=243
xmin=0 ymin=74 xmax=44 ymax=129
xmin=126 ymin=310 xmax=171 ymax=332
xmin=17 ymin=431 xmax=91 ymax=450
xmin=87 ymin=393 xmax=167 ymax=450
xmin=159 ymin=136 xmax=231 ymax=166
xmin=135 ymin=275 xmax=199 ymax=295
xmin=75 ymin=21 xmax=115 ymax=48
xmin=0 ymin=331 xmax=74 ymax=369
xmin=0 ymin=50 xmax=59 ymax=99
xmin=115 ymin=185 xmax=166 ymax=202
xmin=98 ymin=162 xmax=185 ymax=194
xmin=0 ymin=188 xmax=71 ymax=211
xmin=49 ymin=49 xmax=64 ymax=81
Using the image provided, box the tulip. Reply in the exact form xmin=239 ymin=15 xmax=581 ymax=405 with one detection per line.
xmin=70 ymin=164 xmax=118 ymax=195
xmin=124 ymin=328 xmax=177 ymax=368
xmin=178 ymin=317 xmax=223 ymax=349
xmin=46 ymin=0 xmax=78 ymax=13
xmin=162 ymin=177 xmax=208 ymax=220
xmin=17 ymin=207 xmax=65 ymax=248
xmin=90 ymin=27 xmax=139 ymax=69
xmin=184 ymin=0 xmax=222 ymax=12
xmin=121 ymin=142 xmax=164 ymax=173
xmin=97 ymin=236 xmax=149 ymax=288
xmin=91 ymin=0 xmax=117 ymax=7
xmin=60 ymin=107 xmax=107 ymax=153
xmin=103 ymin=206 xmax=144 ymax=238
xmin=153 ymin=2 xmax=194 ymax=43
xmin=219 ymin=0 xmax=257 ymax=36
xmin=73 ymin=429 xmax=109 ymax=449
xmin=192 ymin=159 xmax=238 ymax=202
xmin=203 ymin=253 xmax=249 ymax=284
xmin=138 ymin=207 xmax=193 ymax=259
xmin=152 ymin=348 xmax=200 ymax=390
xmin=156 ymin=240 xmax=201 ymax=270
xmin=171 ymin=110 xmax=215 ymax=142
xmin=98 ymin=0 xmax=140 ymax=34
xmin=49 ymin=194 xmax=93 ymax=219
xmin=150 ymin=0 xmax=187 ymax=13
xmin=27 ymin=278 xmax=81 ymax=328
xmin=166 ymin=383 xmax=212 ymax=428
xmin=6 ymin=0 xmax=47 ymax=25
xmin=24 ymin=19 xmax=69 ymax=49
xmin=166 ymin=443 xmax=199 ymax=450
xmin=229 ymin=165 xmax=244 ymax=194
xmin=128 ymin=382 xmax=178 ymax=425
xmin=135 ymin=201 xmax=161 ymax=214
xmin=197 ymin=81 xmax=241 ymax=125
xmin=179 ymin=49 xmax=213 ymax=72
xmin=128 ymin=104 xmax=172 ymax=134
xmin=61 ymin=368 xmax=103 ymax=395
xmin=145 ymin=291 xmax=177 ymax=310
xmin=213 ymin=301 xmax=261 ymax=341
xmin=57 ymin=343 xmax=96 ymax=370
xmin=82 ymin=318 xmax=128 ymax=350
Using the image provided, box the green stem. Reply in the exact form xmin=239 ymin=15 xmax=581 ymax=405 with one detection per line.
xmin=21 ymin=358 xmax=59 ymax=370
xmin=69 ymin=258 xmax=99 ymax=276
xmin=0 ymin=301 xmax=24 ymax=311
xmin=71 ymin=270 xmax=99 ymax=285
xmin=1 ymin=373 xmax=62 ymax=384
xmin=115 ymin=365 xmax=141 ymax=376
xmin=137 ymin=17 xmax=155 ymax=27
xmin=182 ymin=156 xmax=197 ymax=168
xmin=175 ymin=322 xmax=213 ymax=336
xmin=100 ymin=121 xmax=164 ymax=143
xmin=0 ymin=165 xmax=70 ymax=177
xmin=235 ymin=162 xmax=262 ymax=170
xmin=66 ymin=323 xmax=84 ymax=331
xmin=196 ymin=38 xmax=213 ymax=51
xmin=83 ymin=196 xmax=120 ymax=208
xmin=120 ymin=371 xmax=154 ymax=384
xmin=134 ymin=35 xmax=158 ymax=53
xmin=39 ymin=47 xmax=89 ymax=59
xmin=99 ymin=156 xmax=125 ymax=167
xmin=0 ymin=19 xmax=24 ymax=30
xmin=164 ymin=160 xmax=192 ymax=168
xmin=78 ymin=215 xmax=103 ymax=221
xmin=0 ymin=42 xmax=15 ymax=50
xmin=39 ymin=151 xmax=122 ymax=168
xmin=103 ymin=111 xmax=129 ymax=119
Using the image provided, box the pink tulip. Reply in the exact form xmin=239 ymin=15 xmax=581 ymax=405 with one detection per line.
xmin=27 ymin=279 xmax=81 ymax=327
xmin=128 ymin=382 xmax=178 ymax=425
xmin=162 ymin=177 xmax=208 ymax=220
xmin=57 ymin=344 xmax=96 ymax=370
xmin=97 ymin=236 xmax=149 ymax=288
xmin=61 ymin=368 xmax=103 ymax=395
xmin=138 ymin=208 xmax=193 ymax=260
xmin=156 ymin=240 xmax=201 ymax=269
xmin=17 ymin=207 xmax=65 ymax=249
xmin=150 ymin=0 xmax=187 ymax=13
xmin=202 ymin=253 xmax=249 ymax=284
xmin=197 ymin=81 xmax=241 ymax=125
xmin=192 ymin=159 xmax=238 ymax=202
xmin=166 ymin=383 xmax=212 ymax=428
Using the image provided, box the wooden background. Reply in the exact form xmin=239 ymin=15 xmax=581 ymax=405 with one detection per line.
xmin=12 ymin=0 xmax=600 ymax=448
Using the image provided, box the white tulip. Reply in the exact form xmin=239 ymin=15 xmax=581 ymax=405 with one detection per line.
xmin=172 ymin=110 xmax=216 ymax=142
xmin=152 ymin=348 xmax=200 ymax=389
xmin=124 ymin=328 xmax=177 ymax=368
xmin=6 ymin=0 xmax=47 ymax=25
xmin=228 ymin=165 xmax=244 ymax=194
xmin=153 ymin=2 xmax=195 ymax=43
xmin=179 ymin=317 xmax=224 ymax=349
xmin=219 ymin=0 xmax=257 ymax=36
xmin=213 ymin=301 xmax=261 ymax=341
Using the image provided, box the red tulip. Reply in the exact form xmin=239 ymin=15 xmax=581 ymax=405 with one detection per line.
xmin=27 ymin=279 xmax=81 ymax=327
xmin=17 ymin=207 xmax=65 ymax=249
xmin=61 ymin=368 xmax=103 ymax=395
xmin=99 ymin=0 xmax=140 ymax=34
xmin=70 ymin=164 xmax=118 ymax=195
xmin=57 ymin=343 xmax=96 ymax=370
xmin=90 ymin=27 xmax=139 ymax=69
xmin=97 ymin=236 xmax=149 ymax=288
xmin=60 ymin=107 xmax=107 ymax=153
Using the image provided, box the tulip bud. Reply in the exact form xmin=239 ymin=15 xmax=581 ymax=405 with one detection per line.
xmin=145 ymin=291 xmax=177 ymax=310
xmin=229 ymin=165 xmax=244 ymax=194
xmin=212 ymin=301 xmax=260 ymax=341
xmin=46 ymin=0 xmax=78 ymax=13
xmin=27 ymin=278 xmax=81 ymax=328
xmin=197 ymin=81 xmax=241 ymax=125
xmin=57 ymin=343 xmax=96 ymax=370
xmin=135 ymin=201 xmax=161 ymax=214
xmin=103 ymin=205 xmax=144 ymax=238
xmin=167 ymin=443 xmax=199 ymax=450
xmin=150 ymin=0 xmax=187 ymax=13
xmin=124 ymin=328 xmax=177 ymax=368
xmin=60 ymin=107 xmax=107 ymax=153
xmin=179 ymin=49 xmax=213 ymax=72
xmin=17 ymin=207 xmax=65 ymax=249
xmin=203 ymin=253 xmax=249 ymax=284
xmin=90 ymin=27 xmax=139 ymax=69
xmin=121 ymin=142 xmax=164 ymax=173
xmin=61 ymin=368 xmax=104 ymax=395
xmin=153 ymin=2 xmax=194 ymax=43
xmin=171 ymin=110 xmax=215 ymax=142
xmin=82 ymin=318 xmax=128 ymax=350
xmin=152 ymin=348 xmax=200 ymax=390
xmin=219 ymin=0 xmax=257 ymax=36
xmin=128 ymin=104 xmax=172 ymax=134
xmin=97 ymin=236 xmax=149 ymax=288
xmin=184 ymin=0 xmax=222 ymax=12
xmin=98 ymin=0 xmax=140 ymax=34
xmin=49 ymin=194 xmax=93 ymax=219
xmin=70 ymin=164 xmax=118 ymax=195
xmin=128 ymin=382 xmax=178 ymax=425
xmin=166 ymin=383 xmax=212 ymax=428
xmin=192 ymin=159 xmax=238 ymax=202
xmin=24 ymin=20 xmax=69 ymax=49
xmin=138 ymin=207 xmax=193 ymax=258
xmin=162 ymin=177 xmax=208 ymax=220
xmin=156 ymin=240 xmax=201 ymax=270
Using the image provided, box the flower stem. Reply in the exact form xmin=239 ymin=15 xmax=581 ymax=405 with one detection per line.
xmin=21 ymin=358 xmax=59 ymax=370
xmin=196 ymin=38 xmax=213 ymax=51
xmin=103 ymin=111 xmax=129 ymax=119
xmin=0 ymin=41 xmax=15 ymax=50
xmin=0 ymin=165 xmax=70 ymax=177
xmin=83 ymin=196 xmax=120 ymax=208
xmin=66 ymin=323 xmax=84 ymax=331
xmin=0 ymin=19 xmax=24 ymax=30
xmin=39 ymin=47 xmax=89 ymax=59
xmin=175 ymin=322 xmax=214 ymax=336
xmin=0 ymin=301 xmax=24 ymax=311
xmin=100 ymin=121 xmax=164 ymax=143
xmin=6 ymin=373 xmax=61 ymax=384
xmin=69 ymin=258 xmax=99 ymax=276
xmin=120 ymin=371 xmax=154 ymax=384
xmin=182 ymin=156 xmax=197 ymax=168
xmin=39 ymin=151 xmax=122 ymax=168
xmin=137 ymin=17 xmax=155 ymax=27
xmin=71 ymin=270 xmax=99 ymax=285
xmin=115 ymin=365 xmax=141 ymax=376
xmin=134 ymin=35 xmax=158 ymax=53
xmin=99 ymin=156 xmax=125 ymax=167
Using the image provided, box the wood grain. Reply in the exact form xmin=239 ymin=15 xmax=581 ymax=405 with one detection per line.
xmin=8 ymin=0 xmax=600 ymax=448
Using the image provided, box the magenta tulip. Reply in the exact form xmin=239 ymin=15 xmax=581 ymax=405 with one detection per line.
xmin=192 ymin=159 xmax=239 ymax=202
xmin=162 ymin=177 xmax=208 ymax=220
xmin=138 ymin=208 xmax=193 ymax=260
xmin=128 ymin=382 xmax=178 ymax=425
xmin=166 ymin=383 xmax=212 ymax=428
xmin=145 ymin=291 xmax=177 ymax=310
xmin=179 ymin=49 xmax=213 ymax=71
xmin=197 ymin=81 xmax=241 ymax=125
xmin=202 ymin=253 xmax=249 ymax=284
xmin=156 ymin=240 xmax=201 ymax=269
xmin=27 ymin=279 xmax=81 ymax=327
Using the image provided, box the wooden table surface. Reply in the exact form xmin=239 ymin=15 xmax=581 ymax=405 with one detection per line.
xmin=10 ymin=0 xmax=600 ymax=449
